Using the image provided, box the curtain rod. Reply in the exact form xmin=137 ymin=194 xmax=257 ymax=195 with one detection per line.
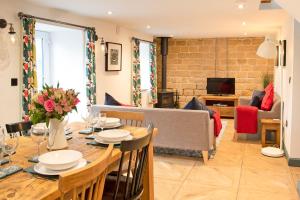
xmin=18 ymin=12 xmax=96 ymax=31
xmin=132 ymin=37 xmax=153 ymax=44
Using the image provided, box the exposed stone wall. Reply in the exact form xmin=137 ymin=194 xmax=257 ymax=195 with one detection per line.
xmin=155 ymin=37 xmax=275 ymax=108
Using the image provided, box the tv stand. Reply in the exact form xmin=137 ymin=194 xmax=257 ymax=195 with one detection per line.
xmin=201 ymin=95 xmax=238 ymax=118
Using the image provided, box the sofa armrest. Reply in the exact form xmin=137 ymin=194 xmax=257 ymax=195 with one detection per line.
xmin=238 ymin=96 xmax=251 ymax=106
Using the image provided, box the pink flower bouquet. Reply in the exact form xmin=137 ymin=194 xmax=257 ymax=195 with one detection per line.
xmin=29 ymin=84 xmax=80 ymax=125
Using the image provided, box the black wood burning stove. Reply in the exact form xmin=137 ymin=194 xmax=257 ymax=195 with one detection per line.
xmin=155 ymin=37 xmax=176 ymax=108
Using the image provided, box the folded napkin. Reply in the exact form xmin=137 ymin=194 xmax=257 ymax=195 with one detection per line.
xmin=0 ymin=159 xmax=9 ymax=165
xmin=85 ymin=135 xmax=96 ymax=140
xmin=0 ymin=165 xmax=23 ymax=179
xmin=94 ymin=125 xmax=123 ymax=132
xmin=23 ymin=166 xmax=58 ymax=181
xmin=87 ymin=141 xmax=120 ymax=148
xmin=28 ymin=156 xmax=39 ymax=163
xmin=66 ymin=135 xmax=72 ymax=140
xmin=79 ymin=129 xmax=93 ymax=135
xmin=65 ymin=130 xmax=72 ymax=135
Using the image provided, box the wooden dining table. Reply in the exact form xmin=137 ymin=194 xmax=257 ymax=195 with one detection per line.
xmin=0 ymin=123 xmax=157 ymax=200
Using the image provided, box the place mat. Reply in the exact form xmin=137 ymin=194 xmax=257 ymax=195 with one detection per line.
xmin=79 ymin=129 xmax=93 ymax=135
xmin=85 ymin=135 xmax=96 ymax=140
xmin=86 ymin=141 xmax=120 ymax=148
xmin=94 ymin=125 xmax=123 ymax=132
xmin=66 ymin=135 xmax=72 ymax=140
xmin=0 ymin=165 xmax=23 ymax=179
xmin=65 ymin=130 xmax=72 ymax=135
xmin=28 ymin=156 xmax=39 ymax=163
xmin=24 ymin=161 xmax=92 ymax=181
xmin=0 ymin=159 xmax=9 ymax=165
xmin=23 ymin=166 xmax=58 ymax=181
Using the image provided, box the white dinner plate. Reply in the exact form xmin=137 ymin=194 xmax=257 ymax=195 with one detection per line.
xmin=94 ymin=135 xmax=133 ymax=145
xmin=96 ymin=129 xmax=130 ymax=142
xmin=105 ymin=117 xmax=121 ymax=125
xmin=38 ymin=150 xmax=83 ymax=170
xmin=34 ymin=159 xmax=87 ymax=176
xmin=94 ymin=122 xmax=122 ymax=129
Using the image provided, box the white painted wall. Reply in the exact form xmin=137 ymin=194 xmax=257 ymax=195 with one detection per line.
xmin=0 ymin=0 xmax=153 ymax=125
xmin=278 ymin=15 xmax=300 ymax=158
xmin=289 ymin=19 xmax=300 ymax=158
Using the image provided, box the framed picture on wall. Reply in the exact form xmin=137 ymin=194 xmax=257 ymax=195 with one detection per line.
xmin=105 ymin=42 xmax=122 ymax=71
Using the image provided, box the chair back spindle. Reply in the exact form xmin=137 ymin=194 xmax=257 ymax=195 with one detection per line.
xmin=112 ymin=123 xmax=154 ymax=200
xmin=57 ymin=145 xmax=113 ymax=200
xmin=101 ymin=111 xmax=144 ymax=127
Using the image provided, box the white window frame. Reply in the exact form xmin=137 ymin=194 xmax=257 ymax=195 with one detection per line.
xmin=139 ymin=41 xmax=151 ymax=91
xmin=36 ymin=31 xmax=51 ymax=91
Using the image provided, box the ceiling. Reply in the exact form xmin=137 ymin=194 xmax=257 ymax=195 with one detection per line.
xmin=26 ymin=0 xmax=288 ymax=38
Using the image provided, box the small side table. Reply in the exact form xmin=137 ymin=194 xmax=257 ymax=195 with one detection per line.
xmin=261 ymin=119 xmax=281 ymax=147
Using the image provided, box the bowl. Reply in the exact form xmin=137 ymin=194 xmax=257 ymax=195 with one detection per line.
xmin=38 ymin=150 xmax=83 ymax=170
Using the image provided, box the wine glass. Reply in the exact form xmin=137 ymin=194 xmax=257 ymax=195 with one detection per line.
xmin=81 ymin=112 xmax=93 ymax=130
xmin=98 ymin=113 xmax=107 ymax=132
xmin=30 ymin=124 xmax=47 ymax=161
xmin=1 ymin=127 xmax=19 ymax=165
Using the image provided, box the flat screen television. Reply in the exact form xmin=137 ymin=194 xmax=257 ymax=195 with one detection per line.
xmin=207 ymin=78 xmax=235 ymax=95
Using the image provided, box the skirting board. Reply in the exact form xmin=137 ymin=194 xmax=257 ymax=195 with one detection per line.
xmin=283 ymin=142 xmax=300 ymax=167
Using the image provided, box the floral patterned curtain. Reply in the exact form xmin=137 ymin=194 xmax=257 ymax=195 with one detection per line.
xmin=149 ymin=43 xmax=158 ymax=104
xmin=85 ymin=29 xmax=97 ymax=106
xmin=21 ymin=17 xmax=37 ymax=121
xmin=132 ymin=38 xmax=142 ymax=107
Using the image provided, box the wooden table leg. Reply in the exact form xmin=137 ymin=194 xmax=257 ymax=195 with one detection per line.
xmin=261 ymin=125 xmax=266 ymax=147
xmin=142 ymin=140 xmax=154 ymax=200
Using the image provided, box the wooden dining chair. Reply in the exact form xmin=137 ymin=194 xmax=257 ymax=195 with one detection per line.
xmin=102 ymin=123 xmax=154 ymax=200
xmin=5 ymin=121 xmax=32 ymax=136
xmin=53 ymin=144 xmax=113 ymax=200
xmin=102 ymin=111 xmax=144 ymax=127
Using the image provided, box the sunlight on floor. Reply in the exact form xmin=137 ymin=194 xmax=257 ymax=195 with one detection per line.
xmin=153 ymin=119 xmax=299 ymax=200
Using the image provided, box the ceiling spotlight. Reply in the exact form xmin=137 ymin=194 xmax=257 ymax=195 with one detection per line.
xmin=235 ymin=0 xmax=246 ymax=9
xmin=238 ymin=3 xmax=244 ymax=9
xmin=242 ymin=21 xmax=246 ymax=26
xmin=146 ymin=25 xmax=151 ymax=29
xmin=107 ymin=11 xmax=112 ymax=15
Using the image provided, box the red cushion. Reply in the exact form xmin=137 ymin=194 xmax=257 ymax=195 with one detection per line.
xmin=261 ymin=83 xmax=274 ymax=111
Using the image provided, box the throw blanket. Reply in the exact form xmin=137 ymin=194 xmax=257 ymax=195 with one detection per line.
xmin=236 ymin=106 xmax=258 ymax=134
xmin=212 ymin=112 xmax=222 ymax=137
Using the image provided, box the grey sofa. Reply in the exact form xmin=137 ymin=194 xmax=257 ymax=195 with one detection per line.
xmin=91 ymin=105 xmax=215 ymax=163
xmin=234 ymin=94 xmax=281 ymax=140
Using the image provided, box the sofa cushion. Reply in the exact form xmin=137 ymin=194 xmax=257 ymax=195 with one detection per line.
xmin=184 ymin=97 xmax=214 ymax=117
xmin=104 ymin=93 xmax=122 ymax=106
xmin=261 ymin=83 xmax=274 ymax=111
xmin=249 ymin=90 xmax=265 ymax=108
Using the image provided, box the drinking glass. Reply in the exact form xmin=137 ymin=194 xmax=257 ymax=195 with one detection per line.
xmin=30 ymin=124 xmax=47 ymax=161
xmin=81 ymin=112 xmax=93 ymax=130
xmin=1 ymin=127 xmax=19 ymax=165
xmin=99 ymin=113 xmax=107 ymax=132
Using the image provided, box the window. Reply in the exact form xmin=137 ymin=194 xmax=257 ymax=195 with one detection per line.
xmin=139 ymin=41 xmax=151 ymax=90
xmin=36 ymin=31 xmax=51 ymax=91
xmin=35 ymin=23 xmax=86 ymax=121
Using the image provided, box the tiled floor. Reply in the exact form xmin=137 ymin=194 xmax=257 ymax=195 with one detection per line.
xmin=153 ymin=119 xmax=300 ymax=200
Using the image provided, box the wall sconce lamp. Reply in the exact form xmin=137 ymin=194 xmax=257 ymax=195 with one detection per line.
xmin=100 ymin=37 xmax=107 ymax=52
xmin=0 ymin=19 xmax=17 ymax=44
